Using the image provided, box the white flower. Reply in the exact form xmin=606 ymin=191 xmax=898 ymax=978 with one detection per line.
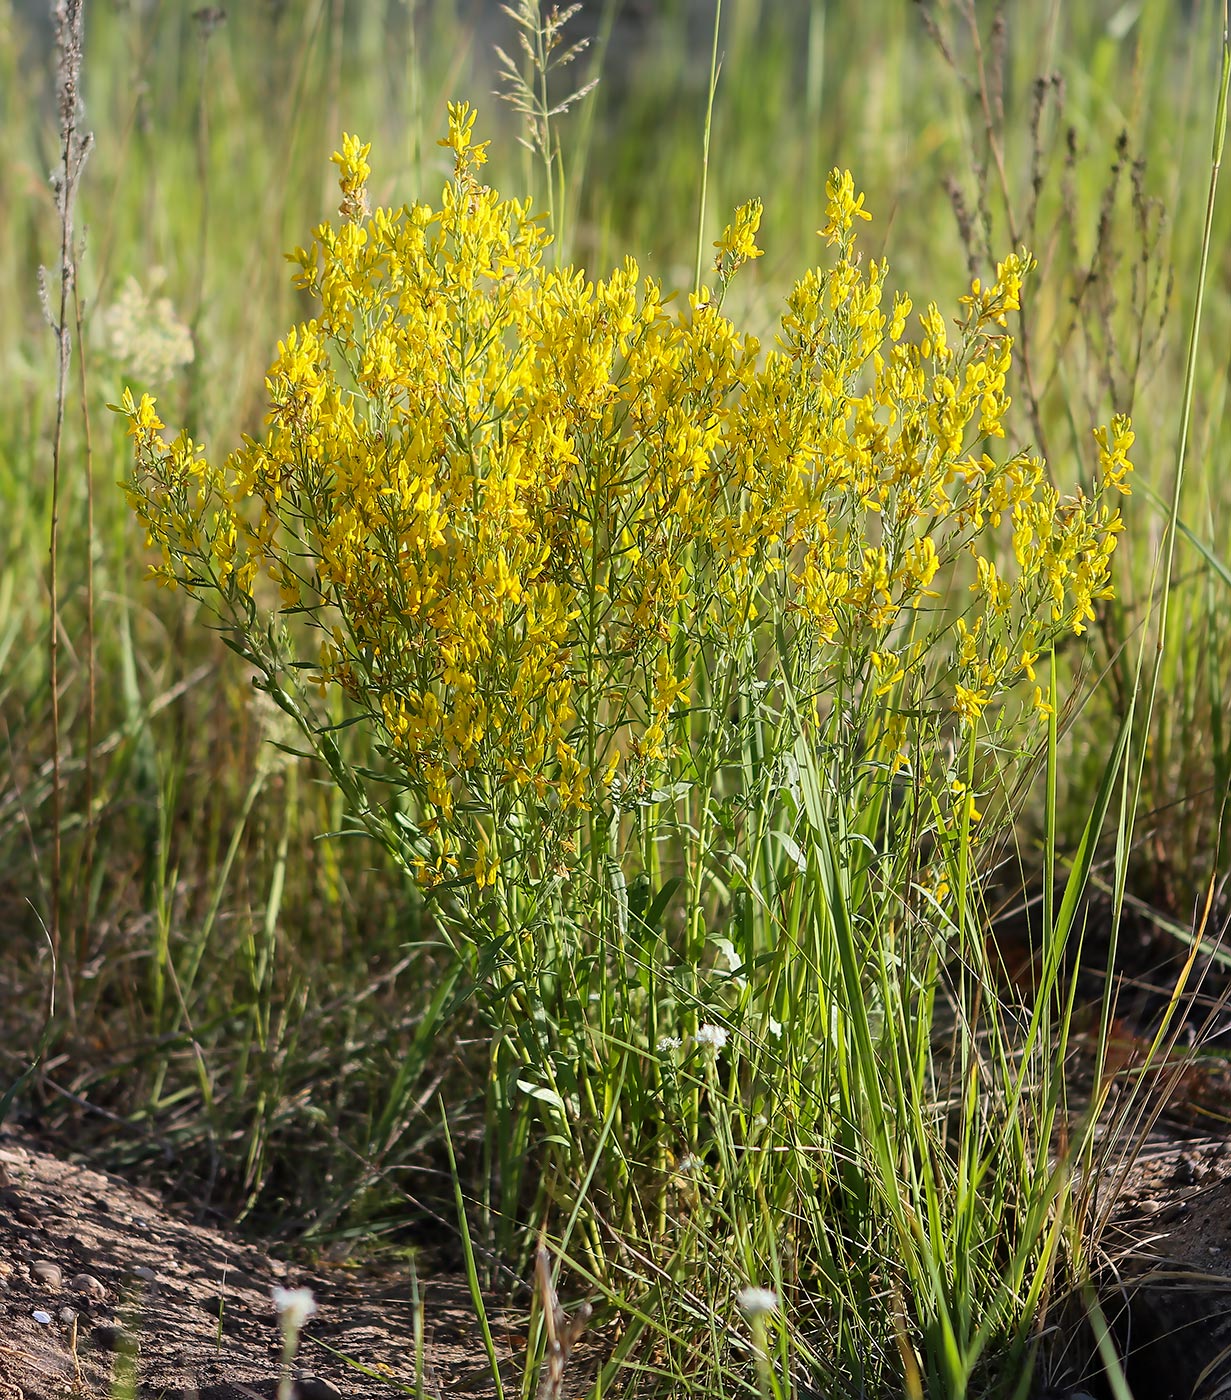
xmin=694 ymin=1023 xmax=729 ymax=1051
xmin=101 ymin=270 xmax=194 ymax=386
xmin=657 ymin=1035 xmax=682 ymax=1054
xmin=737 ymin=1286 xmax=779 ymax=1318
xmin=271 ymin=1286 xmax=317 ymax=1330
xmin=676 ymin=1152 xmax=704 ymax=1175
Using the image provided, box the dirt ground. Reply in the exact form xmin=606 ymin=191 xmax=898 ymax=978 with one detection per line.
xmin=3 ymin=1074 xmax=1231 ymax=1397
xmin=1089 ymin=1126 xmax=1231 ymax=1400
xmin=0 ymin=1129 xmax=526 ymax=1400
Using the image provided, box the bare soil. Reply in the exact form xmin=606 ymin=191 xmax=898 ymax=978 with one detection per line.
xmin=1092 ymin=1129 xmax=1231 ymax=1399
xmin=0 ymin=1130 xmax=520 ymax=1400
xmin=6 ymin=1109 xmax=1231 ymax=1399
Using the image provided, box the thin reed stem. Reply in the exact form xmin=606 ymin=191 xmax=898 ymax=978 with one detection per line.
xmin=694 ymin=0 xmax=723 ymax=296
xmin=72 ymin=274 xmax=95 ymax=972
xmin=187 ymin=9 xmax=220 ymax=436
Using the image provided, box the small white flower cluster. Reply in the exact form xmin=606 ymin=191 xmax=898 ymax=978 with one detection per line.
xmin=693 ymin=1023 xmax=728 ymax=1052
xmin=271 ymin=1285 xmax=317 ymax=1331
xmin=737 ymin=1285 xmax=779 ymax=1318
xmin=102 ymin=269 xmax=194 ymax=387
xmin=657 ymin=1025 xmax=730 ymax=1057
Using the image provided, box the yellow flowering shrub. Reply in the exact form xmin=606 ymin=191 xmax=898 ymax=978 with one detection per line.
xmin=118 ymin=102 xmax=1129 ymax=940
xmin=114 ymin=107 xmax=1141 ymax=1373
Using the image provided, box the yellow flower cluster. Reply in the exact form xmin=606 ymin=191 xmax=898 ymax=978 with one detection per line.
xmin=713 ymin=198 xmax=764 ymax=282
xmin=118 ymin=105 xmax=1130 ymax=889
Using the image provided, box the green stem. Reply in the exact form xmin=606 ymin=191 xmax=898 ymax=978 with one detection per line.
xmin=694 ymin=0 xmax=723 ymax=296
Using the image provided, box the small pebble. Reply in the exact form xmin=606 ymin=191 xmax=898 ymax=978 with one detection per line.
xmin=91 ymin=1322 xmax=135 ymax=1354
xmin=31 ymin=1260 xmax=63 ymax=1289
xmin=70 ymin=1272 xmax=106 ymax=1302
xmin=59 ymin=1306 xmax=77 ymax=1325
xmin=132 ymin=1264 xmax=157 ymax=1282
xmin=32 ymin=1309 xmax=52 ymax=1325
xmin=298 ymin=1379 xmax=342 ymax=1400
xmin=1171 ymin=1154 xmax=1201 ymax=1185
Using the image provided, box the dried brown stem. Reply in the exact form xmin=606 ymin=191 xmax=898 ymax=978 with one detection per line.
xmin=46 ymin=0 xmax=93 ymax=1020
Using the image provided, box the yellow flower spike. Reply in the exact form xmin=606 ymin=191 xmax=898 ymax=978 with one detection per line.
xmin=133 ymin=390 xmax=164 ymax=437
xmin=472 ymin=832 xmax=498 ymax=890
xmin=440 ymin=100 xmax=490 ymax=181
xmin=330 ymin=132 xmax=372 ymax=223
xmin=819 ymin=168 xmax=872 ymax=247
xmin=870 ymin=650 xmax=906 ymax=697
xmin=1093 ymin=415 xmax=1135 ymax=495
xmin=714 ymin=198 xmax=765 ymax=279
xmin=111 ymin=387 xmax=166 ymax=446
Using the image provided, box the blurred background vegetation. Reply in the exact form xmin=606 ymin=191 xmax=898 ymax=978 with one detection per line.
xmin=1 ymin=0 xmax=1229 ymax=1239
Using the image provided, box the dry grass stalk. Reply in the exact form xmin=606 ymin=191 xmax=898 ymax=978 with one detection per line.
xmin=42 ymin=0 xmax=93 ymax=1015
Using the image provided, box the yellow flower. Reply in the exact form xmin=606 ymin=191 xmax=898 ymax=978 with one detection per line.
xmin=714 ymin=198 xmax=765 ymax=278
xmin=1032 ymin=685 xmax=1054 ymax=720
xmin=601 ymin=750 xmax=621 ymax=789
xmin=1093 ymin=415 xmax=1135 ymax=495
xmin=954 ymin=684 xmax=988 ymax=727
xmin=330 ymin=132 xmax=371 ymax=223
xmin=439 ymin=100 xmax=490 ymax=180
xmin=473 ymin=834 xmax=498 ymax=891
xmin=819 ymin=168 xmax=872 ymax=247
xmin=1018 ymin=633 xmax=1040 ymax=682
xmin=870 ymin=650 xmax=905 ymax=697
xmin=951 ymin=779 xmax=982 ymax=825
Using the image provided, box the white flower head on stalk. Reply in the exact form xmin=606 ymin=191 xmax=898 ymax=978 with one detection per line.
xmin=273 ymin=1285 xmax=317 ymax=1400
xmin=737 ymin=1285 xmax=779 ymax=1318
xmin=102 ymin=270 xmax=194 ymax=386
xmin=656 ymin=1035 xmax=682 ymax=1055
xmin=694 ymin=1023 xmax=729 ymax=1052
xmin=271 ymin=1285 xmax=317 ymax=1331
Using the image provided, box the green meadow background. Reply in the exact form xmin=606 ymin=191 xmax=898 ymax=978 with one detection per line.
xmin=2 ymin=0 xmax=1230 ymax=1392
